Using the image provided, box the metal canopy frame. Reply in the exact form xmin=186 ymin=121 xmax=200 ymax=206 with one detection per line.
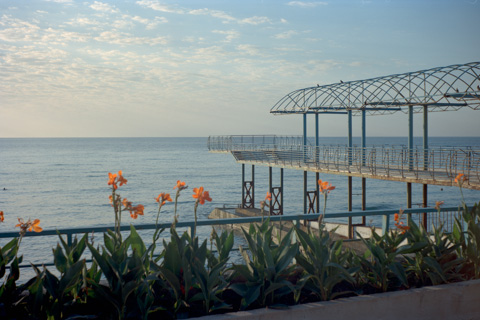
xmin=270 ymin=62 xmax=480 ymax=116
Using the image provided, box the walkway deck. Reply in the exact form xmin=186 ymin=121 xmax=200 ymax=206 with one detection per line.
xmin=208 ymin=135 xmax=480 ymax=190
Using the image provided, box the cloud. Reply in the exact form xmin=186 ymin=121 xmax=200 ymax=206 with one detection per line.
xmin=287 ymin=1 xmax=328 ymax=8
xmin=212 ymin=30 xmax=240 ymax=42
xmin=44 ymin=0 xmax=73 ymax=3
xmin=0 ymin=16 xmax=40 ymax=42
xmin=94 ymin=31 xmax=167 ymax=45
xmin=349 ymin=61 xmax=364 ymax=67
xmin=274 ymin=30 xmax=298 ymax=39
xmin=238 ymin=16 xmax=271 ymax=25
xmin=137 ymin=1 xmax=271 ymax=25
xmin=90 ymin=1 xmax=119 ymax=13
xmin=65 ymin=16 xmax=102 ymax=27
xmin=236 ymin=44 xmax=263 ymax=56
xmin=188 ymin=8 xmax=236 ymax=23
xmin=0 ymin=15 xmax=88 ymax=44
xmin=136 ymin=0 xmax=185 ymax=14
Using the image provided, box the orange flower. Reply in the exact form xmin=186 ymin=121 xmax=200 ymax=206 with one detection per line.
xmin=174 ymin=180 xmax=187 ymax=190
xmin=394 ymin=213 xmax=399 ymax=222
xmin=435 ymin=201 xmax=444 ymax=211
xmin=454 ymin=173 xmax=468 ymax=187
xmin=117 ymin=170 xmax=127 ymax=187
xmin=29 ymin=219 xmax=43 ymax=232
xmin=15 ymin=218 xmax=42 ymax=235
xmin=108 ymin=171 xmax=127 ymax=190
xmin=129 ymin=204 xmax=144 ymax=219
xmin=0 ymin=211 xmax=4 ymax=222
xmin=318 ymin=179 xmax=335 ymax=194
xmin=108 ymin=172 xmax=118 ymax=190
xmin=265 ymin=192 xmax=272 ymax=201
xmin=122 ymin=198 xmax=132 ymax=209
xmin=394 ymin=209 xmax=409 ymax=234
xmin=155 ymin=193 xmax=173 ymax=206
xmin=192 ymin=187 xmax=212 ymax=205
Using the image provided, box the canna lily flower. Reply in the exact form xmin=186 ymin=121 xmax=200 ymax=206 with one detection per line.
xmin=394 ymin=213 xmax=399 ymax=222
xmin=435 ymin=201 xmax=444 ymax=211
xmin=29 ymin=219 xmax=43 ymax=232
xmin=122 ymin=198 xmax=132 ymax=209
xmin=454 ymin=173 xmax=468 ymax=187
xmin=117 ymin=170 xmax=127 ymax=187
xmin=174 ymin=180 xmax=188 ymax=191
xmin=108 ymin=170 xmax=127 ymax=190
xmin=394 ymin=209 xmax=409 ymax=234
xmin=265 ymin=192 xmax=272 ymax=202
xmin=318 ymin=179 xmax=335 ymax=215
xmin=129 ymin=204 xmax=144 ymax=219
xmin=155 ymin=193 xmax=173 ymax=206
xmin=0 ymin=211 xmax=3 ymax=222
xmin=108 ymin=172 xmax=118 ymax=190
xmin=15 ymin=218 xmax=42 ymax=236
xmin=192 ymin=187 xmax=212 ymax=236
xmin=192 ymin=187 xmax=212 ymax=205
xmin=318 ymin=179 xmax=335 ymax=194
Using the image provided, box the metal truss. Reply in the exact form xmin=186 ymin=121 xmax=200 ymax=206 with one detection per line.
xmin=270 ymin=62 xmax=480 ymax=116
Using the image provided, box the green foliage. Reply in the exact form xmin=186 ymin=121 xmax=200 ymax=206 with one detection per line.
xmin=357 ymin=230 xmax=412 ymax=292
xmin=404 ymin=220 xmax=464 ymax=286
xmin=2 ymin=203 xmax=480 ymax=318
xmin=0 ymin=238 xmax=27 ymax=318
xmin=453 ymin=202 xmax=480 ymax=279
xmin=157 ymin=227 xmax=232 ymax=317
xmin=294 ymin=225 xmax=358 ymax=301
xmin=230 ymin=219 xmax=299 ymax=310
xmin=86 ymin=225 xmax=161 ymax=319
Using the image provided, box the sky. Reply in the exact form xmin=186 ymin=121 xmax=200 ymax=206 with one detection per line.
xmin=1 ymin=0 xmax=480 ymax=138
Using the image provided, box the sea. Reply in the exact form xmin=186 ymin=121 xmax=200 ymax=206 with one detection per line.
xmin=1 ymin=137 xmax=480 ymax=280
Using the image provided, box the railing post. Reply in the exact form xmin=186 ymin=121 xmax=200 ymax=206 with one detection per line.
xmin=382 ymin=214 xmax=390 ymax=235
xmin=190 ymin=225 xmax=195 ymax=238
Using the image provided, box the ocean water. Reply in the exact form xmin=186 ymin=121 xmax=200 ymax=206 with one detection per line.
xmin=1 ymin=137 xmax=480 ymax=279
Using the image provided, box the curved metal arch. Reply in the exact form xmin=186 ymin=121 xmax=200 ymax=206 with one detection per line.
xmin=270 ymin=62 xmax=480 ymax=116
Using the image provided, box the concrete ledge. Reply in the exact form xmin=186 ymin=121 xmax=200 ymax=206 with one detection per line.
xmin=201 ymin=279 xmax=480 ymax=320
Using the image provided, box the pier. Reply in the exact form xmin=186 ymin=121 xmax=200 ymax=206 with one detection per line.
xmin=208 ymin=62 xmax=480 ymax=237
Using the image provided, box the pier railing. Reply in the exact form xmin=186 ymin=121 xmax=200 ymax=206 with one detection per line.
xmin=0 ymin=206 xmax=468 ymax=270
xmin=208 ymin=135 xmax=480 ymax=189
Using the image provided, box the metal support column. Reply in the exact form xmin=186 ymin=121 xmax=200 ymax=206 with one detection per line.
xmin=408 ymin=105 xmax=414 ymax=171
xmin=423 ymin=105 xmax=428 ymax=229
xmin=304 ymin=171 xmax=307 ymax=214
xmin=348 ymin=110 xmax=353 ymax=238
xmin=407 ymin=182 xmax=412 ymax=223
xmin=422 ymin=184 xmax=428 ymax=229
xmin=252 ymin=165 xmax=255 ymax=207
xmin=242 ymin=164 xmax=255 ymax=208
xmin=348 ymin=176 xmax=353 ymax=239
xmin=315 ymin=113 xmax=320 ymax=213
xmin=361 ymin=109 xmax=366 ymax=223
xmin=304 ymin=113 xmax=308 ymax=216
xmin=303 ymin=113 xmax=307 ymax=162
xmin=407 ymin=105 xmax=414 ymax=223
xmin=281 ymin=168 xmax=284 ymax=214
xmin=423 ymin=105 xmax=428 ymax=170
xmin=269 ymin=166 xmax=272 ymax=211
xmin=242 ymin=164 xmax=245 ymax=208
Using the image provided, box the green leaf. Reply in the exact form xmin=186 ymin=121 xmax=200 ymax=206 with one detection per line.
xmin=53 ymin=244 xmax=68 ymax=274
xmin=125 ymin=225 xmax=146 ymax=256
